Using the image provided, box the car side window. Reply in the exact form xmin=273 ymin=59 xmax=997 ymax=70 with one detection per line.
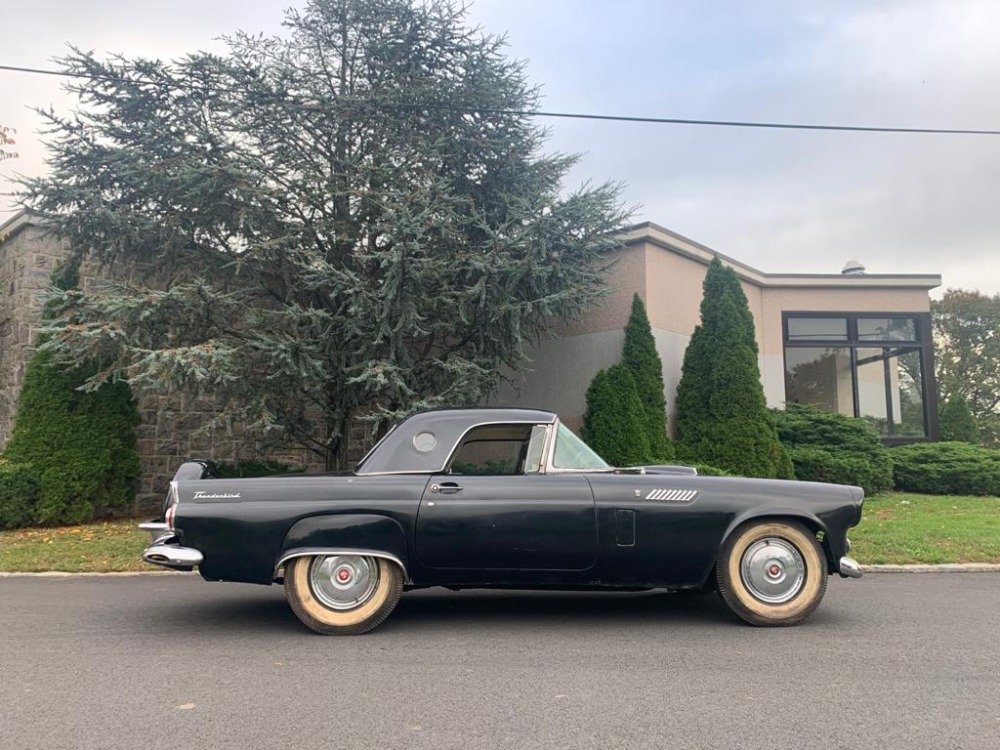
xmin=447 ymin=424 xmax=538 ymax=475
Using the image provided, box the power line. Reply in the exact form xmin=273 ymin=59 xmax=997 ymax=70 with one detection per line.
xmin=3 ymin=62 xmax=1000 ymax=136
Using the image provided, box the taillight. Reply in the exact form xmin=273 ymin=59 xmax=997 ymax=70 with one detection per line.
xmin=164 ymin=481 xmax=179 ymax=530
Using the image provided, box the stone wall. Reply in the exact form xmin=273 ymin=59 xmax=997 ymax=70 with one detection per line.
xmin=0 ymin=218 xmax=66 ymax=447
xmin=0 ymin=214 xmax=326 ymax=514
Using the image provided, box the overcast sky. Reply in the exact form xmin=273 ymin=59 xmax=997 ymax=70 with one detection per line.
xmin=3 ymin=0 xmax=999 ymax=295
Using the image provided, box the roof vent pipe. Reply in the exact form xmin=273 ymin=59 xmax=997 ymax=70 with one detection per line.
xmin=841 ymin=260 xmax=866 ymax=275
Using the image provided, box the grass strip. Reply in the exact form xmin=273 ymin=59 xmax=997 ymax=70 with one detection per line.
xmin=0 ymin=519 xmax=149 ymax=572
xmin=851 ymin=492 xmax=1000 ymax=565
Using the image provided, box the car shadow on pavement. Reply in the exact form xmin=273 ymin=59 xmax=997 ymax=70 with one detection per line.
xmin=138 ymin=586 xmax=742 ymax=636
xmin=138 ymin=579 xmax=852 ymax=636
xmin=388 ymin=589 xmax=736 ymax=630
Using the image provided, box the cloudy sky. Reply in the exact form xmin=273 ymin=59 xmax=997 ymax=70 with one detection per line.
xmin=3 ymin=0 xmax=999 ymax=294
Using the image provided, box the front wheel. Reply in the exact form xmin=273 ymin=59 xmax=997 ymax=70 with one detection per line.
xmin=716 ymin=521 xmax=827 ymax=627
xmin=284 ymin=554 xmax=403 ymax=635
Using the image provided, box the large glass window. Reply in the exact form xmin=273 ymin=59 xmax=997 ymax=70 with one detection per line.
xmin=783 ymin=314 xmax=932 ymax=439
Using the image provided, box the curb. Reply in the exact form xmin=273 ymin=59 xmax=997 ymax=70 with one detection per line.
xmin=859 ymin=564 xmax=1000 ymax=573
xmin=0 ymin=570 xmax=190 ymax=577
xmin=3 ymin=565 xmax=1000 ymax=577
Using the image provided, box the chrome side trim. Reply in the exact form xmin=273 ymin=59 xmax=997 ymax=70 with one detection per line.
xmin=142 ymin=543 xmax=203 ymax=570
xmin=274 ymin=549 xmax=408 ymax=581
xmin=838 ymin=556 xmax=863 ymax=578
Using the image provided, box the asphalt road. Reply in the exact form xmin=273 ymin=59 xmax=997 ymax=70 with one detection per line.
xmin=1 ymin=573 xmax=998 ymax=750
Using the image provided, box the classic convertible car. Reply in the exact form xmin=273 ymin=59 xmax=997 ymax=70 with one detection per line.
xmin=141 ymin=407 xmax=863 ymax=634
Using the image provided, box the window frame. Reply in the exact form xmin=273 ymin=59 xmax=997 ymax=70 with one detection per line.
xmin=782 ymin=311 xmax=938 ymax=443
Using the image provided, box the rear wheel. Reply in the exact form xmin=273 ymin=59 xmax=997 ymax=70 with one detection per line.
xmin=284 ymin=554 xmax=403 ymax=635
xmin=716 ymin=520 xmax=827 ymax=627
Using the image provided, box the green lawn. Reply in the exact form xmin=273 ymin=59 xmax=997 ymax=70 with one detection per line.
xmin=0 ymin=492 xmax=998 ymax=572
xmin=0 ymin=519 xmax=149 ymax=573
xmin=850 ymin=492 xmax=1000 ymax=564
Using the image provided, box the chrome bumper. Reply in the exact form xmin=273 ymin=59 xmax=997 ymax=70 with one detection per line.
xmin=838 ymin=556 xmax=862 ymax=578
xmin=139 ymin=523 xmax=202 ymax=572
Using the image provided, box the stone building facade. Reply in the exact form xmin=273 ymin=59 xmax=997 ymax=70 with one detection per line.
xmin=0 ymin=212 xmax=322 ymax=511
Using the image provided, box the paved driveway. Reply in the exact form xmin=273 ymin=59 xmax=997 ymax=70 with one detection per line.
xmin=1 ymin=573 xmax=998 ymax=750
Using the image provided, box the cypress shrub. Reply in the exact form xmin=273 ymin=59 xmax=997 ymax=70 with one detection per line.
xmin=938 ymin=395 xmax=979 ymax=444
xmin=772 ymin=404 xmax=894 ymax=494
xmin=4 ymin=348 xmax=141 ymax=525
xmin=675 ymin=258 xmax=792 ymax=478
xmin=622 ymin=294 xmax=673 ymax=460
xmin=582 ymin=364 xmax=651 ymax=467
xmin=890 ymin=442 xmax=1000 ymax=496
xmin=2 ymin=262 xmax=141 ymax=526
xmin=0 ymin=460 xmax=40 ymax=530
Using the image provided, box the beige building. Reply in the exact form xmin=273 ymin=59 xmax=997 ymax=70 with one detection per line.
xmin=493 ymin=222 xmax=941 ymax=441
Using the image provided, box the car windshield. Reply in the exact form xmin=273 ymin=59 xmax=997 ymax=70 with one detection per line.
xmin=552 ymin=422 xmax=612 ymax=470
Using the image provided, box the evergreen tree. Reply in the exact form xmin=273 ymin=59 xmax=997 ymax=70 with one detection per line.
xmin=3 ymin=265 xmax=141 ymax=525
xmin=21 ymin=0 xmax=630 ymax=470
xmin=622 ymin=294 xmax=673 ymax=459
xmin=938 ymin=394 xmax=979 ymax=443
xmin=582 ymin=364 xmax=650 ymax=467
xmin=675 ymin=257 xmax=791 ymax=478
xmin=933 ymin=289 xmax=1000 ymax=446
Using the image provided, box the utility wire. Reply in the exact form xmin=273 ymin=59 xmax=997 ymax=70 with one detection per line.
xmin=3 ymin=62 xmax=1000 ymax=136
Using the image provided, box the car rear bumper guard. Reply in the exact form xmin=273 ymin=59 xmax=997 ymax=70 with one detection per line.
xmin=139 ymin=522 xmax=203 ymax=571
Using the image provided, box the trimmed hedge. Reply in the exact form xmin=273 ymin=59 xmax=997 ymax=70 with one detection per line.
xmin=772 ymin=404 xmax=894 ymax=494
xmin=622 ymin=294 xmax=673 ymax=459
xmin=582 ymin=363 xmax=651 ymax=467
xmin=890 ymin=442 xmax=1000 ymax=496
xmin=3 ymin=346 xmax=141 ymax=526
xmin=0 ymin=460 xmax=40 ymax=530
xmin=675 ymin=258 xmax=792 ymax=478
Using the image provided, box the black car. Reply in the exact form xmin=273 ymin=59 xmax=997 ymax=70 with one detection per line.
xmin=141 ymin=407 xmax=863 ymax=634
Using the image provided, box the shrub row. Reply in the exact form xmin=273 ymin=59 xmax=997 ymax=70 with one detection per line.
xmin=0 ymin=460 xmax=40 ymax=530
xmin=890 ymin=442 xmax=1000 ymax=496
xmin=772 ymin=404 xmax=894 ymax=495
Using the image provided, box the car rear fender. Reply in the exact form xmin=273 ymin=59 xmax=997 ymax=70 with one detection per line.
xmin=275 ymin=514 xmax=410 ymax=581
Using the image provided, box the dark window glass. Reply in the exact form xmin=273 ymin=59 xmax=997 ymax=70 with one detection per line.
xmin=857 ymin=317 xmax=917 ymax=342
xmin=855 ymin=347 xmax=926 ymax=436
xmin=784 ymin=347 xmax=854 ymax=415
xmin=787 ymin=317 xmax=849 ymax=341
xmin=448 ymin=425 xmax=532 ymax=475
xmin=896 ymin=350 xmax=926 ymax=437
xmin=783 ymin=313 xmax=930 ymax=439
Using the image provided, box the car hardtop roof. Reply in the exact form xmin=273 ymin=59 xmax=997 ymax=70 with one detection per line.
xmin=355 ymin=407 xmax=559 ymax=475
xmin=407 ymin=406 xmax=558 ymax=423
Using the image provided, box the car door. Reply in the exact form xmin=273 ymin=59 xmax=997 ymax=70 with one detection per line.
xmin=413 ymin=424 xmax=598 ymax=572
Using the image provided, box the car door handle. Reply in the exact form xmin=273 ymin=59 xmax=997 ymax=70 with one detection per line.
xmin=431 ymin=482 xmax=463 ymax=495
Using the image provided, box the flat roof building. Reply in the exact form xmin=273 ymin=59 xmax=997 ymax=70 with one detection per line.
xmin=492 ymin=222 xmax=942 ymax=442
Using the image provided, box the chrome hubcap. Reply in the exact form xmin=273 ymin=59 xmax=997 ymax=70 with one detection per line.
xmin=740 ymin=538 xmax=805 ymax=604
xmin=309 ymin=555 xmax=380 ymax=611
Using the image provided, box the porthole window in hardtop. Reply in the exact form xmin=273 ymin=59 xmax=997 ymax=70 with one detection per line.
xmin=783 ymin=313 xmax=931 ymax=438
xmin=447 ymin=424 xmax=543 ymax=475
